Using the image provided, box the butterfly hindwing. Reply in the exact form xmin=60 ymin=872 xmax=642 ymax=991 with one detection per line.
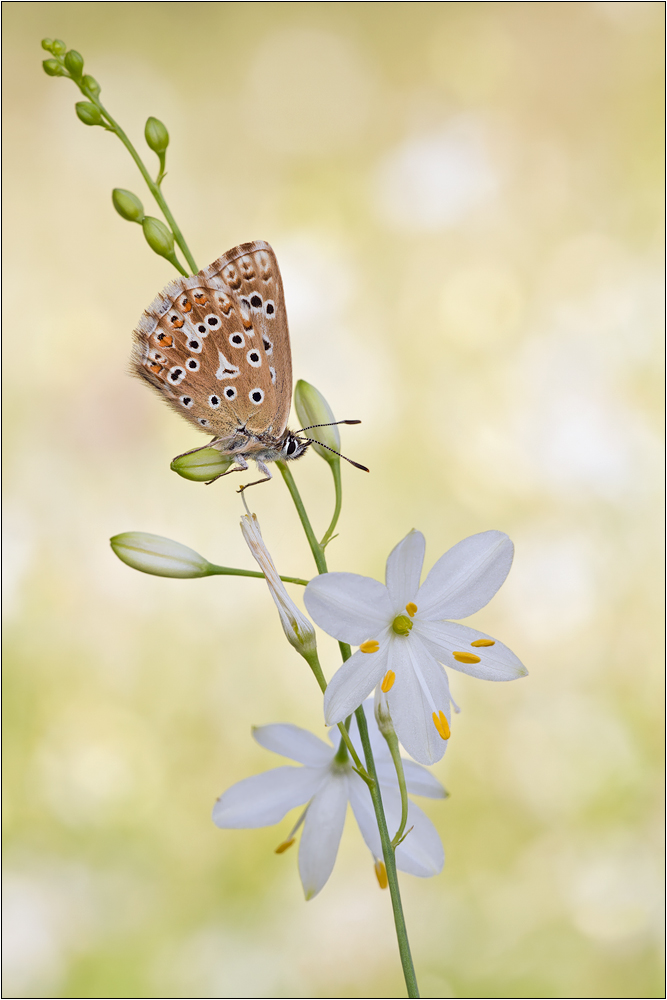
xmin=132 ymin=241 xmax=292 ymax=444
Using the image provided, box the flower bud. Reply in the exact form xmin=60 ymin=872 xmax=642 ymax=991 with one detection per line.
xmin=374 ymin=687 xmax=396 ymax=739
xmin=142 ymin=216 xmax=174 ymax=258
xmin=75 ymin=101 xmax=103 ymax=127
xmin=112 ymin=188 xmax=145 ymax=223
xmin=145 ymin=117 xmax=169 ymax=154
xmin=170 ymin=448 xmax=233 ymax=482
xmin=42 ymin=59 xmax=65 ymax=77
xmin=83 ymin=75 xmax=101 ymax=97
xmin=110 ymin=532 xmax=212 ymax=578
xmin=41 ymin=38 xmax=54 ymax=52
xmin=294 ymin=380 xmax=340 ymax=464
xmin=64 ymin=49 xmax=84 ymax=79
xmin=51 ymin=39 xmax=67 ymax=56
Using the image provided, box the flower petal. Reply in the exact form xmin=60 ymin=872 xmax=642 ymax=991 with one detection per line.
xmin=212 ymin=766 xmax=326 ymax=828
xmin=418 ymin=621 xmax=528 ymax=681
xmin=385 ymin=636 xmax=451 ymax=765
xmin=304 ymin=573 xmax=393 ymax=644
xmin=252 ymin=724 xmax=334 ymax=766
xmin=298 ymin=771 xmax=349 ymax=899
xmin=385 ymin=531 xmax=425 ymax=609
xmin=375 ymin=758 xmax=447 ymax=799
xmin=417 ymin=530 xmax=514 ymax=620
xmin=323 ymin=640 xmax=390 ymax=725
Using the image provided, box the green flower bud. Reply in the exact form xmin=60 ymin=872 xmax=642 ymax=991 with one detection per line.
xmin=170 ymin=448 xmax=233 ymax=482
xmin=142 ymin=216 xmax=174 ymax=258
xmin=51 ymin=39 xmax=67 ymax=56
xmin=82 ymin=74 xmax=101 ymax=97
xmin=64 ymin=49 xmax=84 ymax=79
xmin=110 ymin=532 xmax=212 ymax=578
xmin=294 ymin=380 xmax=340 ymax=464
xmin=41 ymin=38 xmax=54 ymax=52
xmin=112 ymin=188 xmax=145 ymax=223
xmin=42 ymin=59 xmax=66 ymax=77
xmin=75 ymin=101 xmax=103 ymax=127
xmin=145 ymin=116 xmax=169 ymax=154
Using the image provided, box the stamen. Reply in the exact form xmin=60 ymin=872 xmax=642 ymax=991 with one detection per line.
xmin=432 ymin=711 xmax=451 ymax=740
xmin=392 ymin=614 xmax=413 ymax=636
xmin=471 ymin=639 xmax=494 ymax=647
xmin=381 ymin=670 xmax=396 ymax=692
xmin=453 ymin=651 xmax=481 ymax=663
xmin=360 ymin=640 xmax=379 ymax=654
xmin=405 ymin=602 xmax=417 ymax=617
xmin=274 ymin=837 xmax=295 ymax=854
xmin=374 ymin=860 xmax=388 ymax=889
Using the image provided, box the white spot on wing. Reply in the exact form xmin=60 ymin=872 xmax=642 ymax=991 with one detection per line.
xmin=215 ymin=351 xmax=240 ymax=380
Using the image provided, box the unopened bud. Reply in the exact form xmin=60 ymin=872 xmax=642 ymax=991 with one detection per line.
xmin=112 ymin=188 xmax=144 ymax=223
xmin=142 ymin=216 xmax=174 ymax=258
xmin=75 ymin=101 xmax=103 ymax=127
xmin=110 ymin=532 xmax=212 ymax=578
xmin=64 ymin=49 xmax=84 ymax=79
xmin=42 ymin=59 xmax=65 ymax=77
xmin=145 ymin=116 xmax=169 ymax=154
xmin=294 ymin=380 xmax=340 ymax=464
xmin=82 ymin=75 xmax=101 ymax=97
xmin=41 ymin=38 xmax=54 ymax=52
xmin=170 ymin=448 xmax=233 ymax=482
xmin=374 ymin=686 xmax=396 ymax=739
xmin=51 ymin=39 xmax=67 ymax=56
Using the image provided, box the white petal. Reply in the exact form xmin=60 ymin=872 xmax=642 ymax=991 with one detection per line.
xmin=375 ymin=758 xmax=447 ymax=799
xmin=252 ymin=724 xmax=334 ymax=766
xmin=418 ymin=621 xmax=528 ymax=681
xmin=385 ymin=531 xmax=425 ymax=609
xmin=298 ymin=771 xmax=349 ymax=899
xmin=304 ymin=573 xmax=393 ymax=644
xmin=416 ymin=530 xmax=513 ymax=620
xmin=212 ymin=766 xmax=326 ymax=828
xmin=386 ymin=636 xmax=451 ymax=765
xmin=323 ymin=640 xmax=390 ymax=725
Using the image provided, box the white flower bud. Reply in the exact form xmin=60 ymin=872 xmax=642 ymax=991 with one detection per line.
xmin=110 ymin=532 xmax=211 ymax=578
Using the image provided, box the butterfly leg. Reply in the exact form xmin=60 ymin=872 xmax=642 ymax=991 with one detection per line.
xmin=236 ymin=459 xmax=274 ymax=492
xmin=205 ymin=455 xmax=249 ymax=486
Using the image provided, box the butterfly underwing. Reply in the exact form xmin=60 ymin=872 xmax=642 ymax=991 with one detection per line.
xmin=132 ymin=240 xmax=310 ymax=486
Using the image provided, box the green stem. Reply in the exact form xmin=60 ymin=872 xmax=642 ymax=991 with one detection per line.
xmin=384 ymin=730 xmax=410 ymax=849
xmin=206 ymin=564 xmax=308 ymax=586
xmin=320 ymin=460 xmax=342 ymax=548
xmin=280 ymin=463 xmax=420 ymax=998
xmin=302 ymin=651 xmax=368 ymax=779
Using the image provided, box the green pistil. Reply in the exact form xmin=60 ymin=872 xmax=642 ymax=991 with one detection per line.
xmin=392 ymin=614 xmax=413 ymax=636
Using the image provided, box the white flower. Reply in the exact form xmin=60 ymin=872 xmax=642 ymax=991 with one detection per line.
xmin=304 ymin=530 xmax=527 ymax=765
xmin=241 ymin=513 xmax=316 ymax=655
xmin=212 ymin=702 xmax=445 ymax=900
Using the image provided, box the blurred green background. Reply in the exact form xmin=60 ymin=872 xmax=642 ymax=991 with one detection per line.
xmin=3 ymin=3 xmax=664 ymax=997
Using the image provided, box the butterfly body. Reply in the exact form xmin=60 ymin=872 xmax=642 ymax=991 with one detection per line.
xmin=132 ymin=240 xmax=309 ymax=484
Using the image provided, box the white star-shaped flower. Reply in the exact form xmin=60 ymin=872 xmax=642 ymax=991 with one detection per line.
xmin=304 ymin=530 xmax=527 ymax=765
xmin=212 ymin=703 xmax=445 ymax=900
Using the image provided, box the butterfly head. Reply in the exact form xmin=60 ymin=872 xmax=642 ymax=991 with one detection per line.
xmin=281 ymin=432 xmax=310 ymax=463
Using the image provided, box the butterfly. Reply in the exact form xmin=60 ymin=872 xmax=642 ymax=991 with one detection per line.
xmin=132 ymin=240 xmax=363 ymax=488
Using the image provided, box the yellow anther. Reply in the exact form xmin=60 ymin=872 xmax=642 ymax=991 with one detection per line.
xmin=405 ymin=602 xmax=418 ymax=617
xmin=374 ymin=860 xmax=388 ymax=889
xmin=274 ymin=837 xmax=295 ymax=855
xmin=452 ymin=651 xmax=481 ymax=663
xmin=432 ymin=710 xmax=451 ymax=740
xmin=392 ymin=614 xmax=413 ymax=636
xmin=381 ymin=670 xmax=396 ymax=693
xmin=360 ymin=640 xmax=379 ymax=654
xmin=471 ymin=639 xmax=495 ymax=647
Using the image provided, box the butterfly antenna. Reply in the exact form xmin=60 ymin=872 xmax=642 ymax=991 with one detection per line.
xmin=295 ymin=419 xmax=361 ymax=433
xmin=303 ymin=438 xmax=369 ymax=472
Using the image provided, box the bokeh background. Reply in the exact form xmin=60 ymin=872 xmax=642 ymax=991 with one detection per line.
xmin=3 ymin=3 xmax=664 ymax=997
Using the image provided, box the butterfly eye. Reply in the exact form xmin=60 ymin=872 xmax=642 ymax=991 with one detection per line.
xmin=250 ymin=294 xmax=262 ymax=309
xmin=246 ymin=349 xmax=262 ymax=368
xmin=208 ymin=395 xmax=221 ymax=409
xmin=168 ymin=367 xmax=186 ymax=385
xmin=187 ymin=339 xmax=202 ymax=353
xmin=186 ymin=358 xmax=200 ymax=371
xmin=224 ymin=387 xmax=237 ymax=401
xmin=264 ymin=300 xmax=275 ymax=317
xmin=269 ymin=366 xmax=276 ymax=385
xmin=179 ymin=396 xmax=194 ymax=409
xmin=262 ymin=336 xmax=273 ymax=356
xmin=229 ymin=333 xmax=244 ymax=348
xmin=285 ymin=439 xmax=299 ymax=457
xmin=249 ymin=388 xmax=264 ymax=405
xmin=205 ymin=314 xmax=220 ymax=328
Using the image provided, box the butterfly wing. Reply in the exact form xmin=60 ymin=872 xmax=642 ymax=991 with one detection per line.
xmin=132 ymin=241 xmax=292 ymax=444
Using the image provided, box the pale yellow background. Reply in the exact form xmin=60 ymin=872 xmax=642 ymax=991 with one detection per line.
xmin=3 ymin=3 xmax=664 ymax=998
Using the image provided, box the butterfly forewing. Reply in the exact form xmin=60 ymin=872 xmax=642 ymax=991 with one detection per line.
xmin=132 ymin=241 xmax=292 ymax=443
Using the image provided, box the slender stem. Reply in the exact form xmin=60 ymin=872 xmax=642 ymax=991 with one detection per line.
xmin=280 ymin=463 xmax=420 ymax=997
xmin=206 ymin=564 xmax=308 ymax=586
xmin=302 ymin=651 xmax=369 ymax=779
xmin=320 ymin=461 xmax=342 ymax=548
xmin=384 ymin=730 xmax=410 ymax=848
